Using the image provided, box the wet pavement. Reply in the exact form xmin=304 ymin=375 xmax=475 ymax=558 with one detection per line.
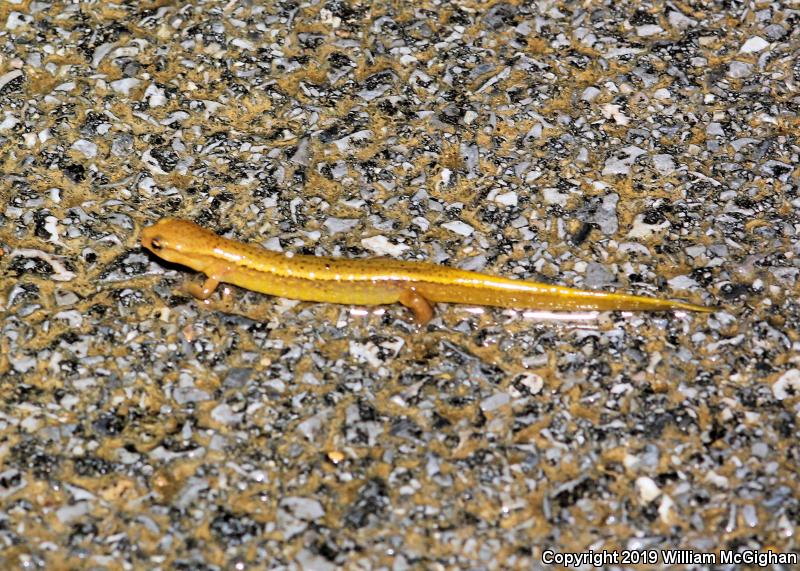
xmin=1 ymin=1 xmax=798 ymax=568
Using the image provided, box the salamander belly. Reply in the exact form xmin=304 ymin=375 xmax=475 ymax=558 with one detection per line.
xmin=225 ymin=267 xmax=402 ymax=305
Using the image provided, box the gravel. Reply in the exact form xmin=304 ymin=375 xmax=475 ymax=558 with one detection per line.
xmin=1 ymin=0 xmax=798 ymax=568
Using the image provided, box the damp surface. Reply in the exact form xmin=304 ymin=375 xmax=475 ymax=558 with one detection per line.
xmin=1 ymin=0 xmax=799 ymax=569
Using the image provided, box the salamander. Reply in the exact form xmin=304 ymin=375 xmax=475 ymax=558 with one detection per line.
xmin=140 ymin=218 xmax=713 ymax=323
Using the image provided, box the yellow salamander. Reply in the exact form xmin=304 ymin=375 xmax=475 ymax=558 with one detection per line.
xmin=140 ymin=218 xmax=713 ymax=323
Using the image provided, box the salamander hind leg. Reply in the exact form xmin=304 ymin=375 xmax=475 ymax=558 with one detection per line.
xmin=398 ymin=289 xmax=434 ymax=325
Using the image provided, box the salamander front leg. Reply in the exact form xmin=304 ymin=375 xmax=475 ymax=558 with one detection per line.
xmin=399 ymin=289 xmax=434 ymax=325
xmin=185 ymin=276 xmax=235 ymax=312
xmin=185 ymin=275 xmax=220 ymax=300
xmin=185 ymin=264 xmax=232 ymax=302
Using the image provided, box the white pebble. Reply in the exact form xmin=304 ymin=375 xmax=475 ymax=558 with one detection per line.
xmin=55 ymin=290 xmax=79 ymax=307
xmin=91 ymin=43 xmax=114 ymax=67
xmin=542 ymin=187 xmax=568 ymax=206
xmin=635 ymin=476 xmax=661 ymax=503
xmin=652 ymin=153 xmax=676 ymax=175
xmin=56 ymin=502 xmax=90 ymax=524
xmin=653 ymin=88 xmax=671 ymax=101
xmin=173 ymin=387 xmax=210 ymax=405
xmin=361 ymin=235 xmax=409 ymax=257
xmin=627 ymin=215 xmax=670 ymax=239
xmin=668 ymin=275 xmax=698 ymax=290
xmin=6 ymin=12 xmax=32 ymax=29
xmin=727 ymin=61 xmax=753 ymax=79
xmin=581 ymin=86 xmax=600 ymax=102
xmin=685 ymin=245 xmax=706 ymax=258
xmin=349 ymin=340 xmax=382 ymax=368
xmin=110 ymin=77 xmax=140 ymax=95
xmin=704 ymin=470 xmax=729 ymax=488
xmin=21 ymin=415 xmax=40 ymax=432
xmin=296 ymin=412 xmax=326 ymax=440
xmin=600 ymin=103 xmax=629 ymax=125
xmin=668 ymin=11 xmax=696 ymax=30
xmin=442 ymin=220 xmax=474 ymax=237
xmin=281 ymin=497 xmax=325 ymax=521
xmin=323 ymin=217 xmax=358 ymax=235
xmin=71 ymin=139 xmax=97 ymax=158
xmin=517 ymin=373 xmax=543 ymax=394
xmin=210 ymin=403 xmax=243 ymax=425
xmin=231 ymin=38 xmax=255 ymax=50
xmin=110 ymin=46 xmax=139 ymax=59
xmin=772 ymin=369 xmax=800 ymax=400
xmin=480 ymin=392 xmax=510 ymax=412
xmin=636 ymin=25 xmax=664 ymax=37
xmin=740 ymin=36 xmax=768 ymax=54
xmin=144 ymin=83 xmax=167 ymax=107
xmin=262 ymin=237 xmax=282 ymax=252
xmin=65 ymin=484 xmax=97 ymax=502
xmin=457 ymin=254 xmax=486 ymax=271
xmin=602 ymin=145 xmax=645 ymax=176
xmin=332 ymin=129 xmax=372 ymax=152
xmin=494 ymin=191 xmax=518 ymax=207
xmin=411 ymin=216 xmax=429 ymax=231
xmin=742 ymin=504 xmax=758 ymax=527
xmin=54 ymin=310 xmax=83 ymax=328
xmin=0 ymin=111 xmax=18 ymax=130
xmin=658 ymin=494 xmax=675 ymax=524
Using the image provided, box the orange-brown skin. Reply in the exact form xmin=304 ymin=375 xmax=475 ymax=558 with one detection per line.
xmin=140 ymin=218 xmax=713 ymax=323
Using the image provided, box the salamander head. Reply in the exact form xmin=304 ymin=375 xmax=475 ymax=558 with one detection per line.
xmin=141 ymin=218 xmax=220 ymax=270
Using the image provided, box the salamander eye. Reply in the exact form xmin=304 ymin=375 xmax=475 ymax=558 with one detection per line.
xmin=150 ymin=237 xmax=164 ymax=251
